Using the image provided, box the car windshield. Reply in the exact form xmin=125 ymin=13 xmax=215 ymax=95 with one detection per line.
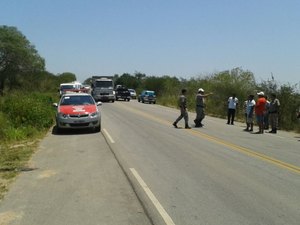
xmin=60 ymin=96 xmax=94 ymax=105
xmin=146 ymin=91 xmax=155 ymax=95
xmin=95 ymin=81 xmax=113 ymax=88
xmin=60 ymin=85 xmax=75 ymax=90
xmin=117 ymin=88 xmax=128 ymax=91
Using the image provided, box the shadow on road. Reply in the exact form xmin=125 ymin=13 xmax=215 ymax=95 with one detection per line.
xmin=51 ymin=126 xmax=100 ymax=136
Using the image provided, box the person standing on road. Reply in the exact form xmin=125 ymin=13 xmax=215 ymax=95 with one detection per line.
xmin=264 ymin=96 xmax=270 ymax=130
xmin=268 ymin=93 xmax=280 ymax=133
xmin=244 ymin=94 xmax=256 ymax=132
xmin=173 ymin=89 xmax=191 ymax=129
xmin=194 ymin=88 xmax=213 ymax=127
xmin=255 ymin=91 xmax=267 ymax=134
xmin=227 ymin=94 xmax=239 ymax=125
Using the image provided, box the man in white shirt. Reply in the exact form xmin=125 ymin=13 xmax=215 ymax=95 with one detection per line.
xmin=227 ymin=94 xmax=239 ymax=125
xmin=244 ymin=94 xmax=256 ymax=131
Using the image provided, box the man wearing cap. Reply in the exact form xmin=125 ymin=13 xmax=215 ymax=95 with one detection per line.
xmin=255 ymin=91 xmax=267 ymax=134
xmin=194 ymin=88 xmax=213 ymax=127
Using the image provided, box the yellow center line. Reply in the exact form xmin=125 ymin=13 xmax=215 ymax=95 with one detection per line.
xmin=116 ymin=103 xmax=300 ymax=174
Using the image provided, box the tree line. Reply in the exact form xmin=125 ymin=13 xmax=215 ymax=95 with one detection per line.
xmin=1 ymin=25 xmax=300 ymax=133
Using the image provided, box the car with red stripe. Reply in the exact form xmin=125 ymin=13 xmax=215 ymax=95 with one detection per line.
xmin=53 ymin=93 xmax=101 ymax=133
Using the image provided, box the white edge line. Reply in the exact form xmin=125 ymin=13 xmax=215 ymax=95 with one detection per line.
xmin=103 ymin=128 xmax=115 ymax=143
xmin=130 ymin=168 xmax=176 ymax=225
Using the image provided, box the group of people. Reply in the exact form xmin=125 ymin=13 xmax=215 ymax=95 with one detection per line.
xmin=243 ymin=92 xmax=280 ymax=134
xmin=172 ymin=88 xmax=281 ymax=134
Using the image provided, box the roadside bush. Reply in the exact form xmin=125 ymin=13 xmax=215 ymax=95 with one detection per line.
xmin=0 ymin=112 xmax=11 ymax=140
xmin=2 ymin=92 xmax=54 ymax=130
xmin=159 ymin=94 xmax=178 ymax=108
xmin=4 ymin=126 xmax=39 ymax=141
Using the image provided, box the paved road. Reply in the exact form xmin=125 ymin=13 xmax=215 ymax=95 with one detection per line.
xmin=0 ymin=126 xmax=152 ymax=225
xmin=101 ymin=100 xmax=300 ymax=225
xmin=1 ymin=100 xmax=300 ymax=225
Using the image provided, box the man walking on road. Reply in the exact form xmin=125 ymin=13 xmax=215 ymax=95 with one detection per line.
xmin=173 ymin=89 xmax=191 ymax=129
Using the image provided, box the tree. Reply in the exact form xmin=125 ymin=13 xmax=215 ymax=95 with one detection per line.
xmin=0 ymin=26 xmax=45 ymax=95
xmin=115 ymin=73 xmax=139 ymax=89
xmin=57 ymin=72 xmax=77 ymax=84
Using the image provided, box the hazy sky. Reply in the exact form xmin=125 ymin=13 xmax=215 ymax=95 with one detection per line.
xmin=1 ymin=0 xmax=299 ymax=85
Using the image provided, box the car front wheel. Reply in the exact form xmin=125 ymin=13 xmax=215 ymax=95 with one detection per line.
xmin=94 ymin=124 xmax=101 ymax=132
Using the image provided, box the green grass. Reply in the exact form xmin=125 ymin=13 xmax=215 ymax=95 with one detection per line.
xmin=0 ymin=143 xmax=38 ymax=199
xmin=0 ymin=91 xmax=55 ymax=200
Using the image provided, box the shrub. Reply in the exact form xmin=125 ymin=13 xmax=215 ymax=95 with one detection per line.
xmin=0 ymin=112 xmax=11 ymax=141
xmin=2 ymin=92 xmax=54 ymax=130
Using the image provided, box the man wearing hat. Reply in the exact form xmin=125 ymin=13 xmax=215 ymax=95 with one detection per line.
xmin=194 ymin=88 xmax=213 ymax=127
xmin=255 ymin=91 xmax=267 ymax=134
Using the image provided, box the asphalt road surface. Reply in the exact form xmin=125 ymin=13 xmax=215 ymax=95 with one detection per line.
xmin=1 ymin=100 xmax=300 ymax=225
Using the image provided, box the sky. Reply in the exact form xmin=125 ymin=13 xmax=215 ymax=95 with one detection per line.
xmin=1 ymin=0 xmax=300 ymax=86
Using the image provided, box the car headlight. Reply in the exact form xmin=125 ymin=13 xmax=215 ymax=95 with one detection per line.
xmin=58 ymin=112 xmax=68 ymax=119
xmin=90 ymin=111 xmax=99 ymax=118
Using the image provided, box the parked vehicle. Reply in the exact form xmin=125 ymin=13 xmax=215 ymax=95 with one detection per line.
xmin=138 ymin=90 xmax=156 ymax=104
xmin=115 ymin=86 xmax=131 ymax=101
xmin=128 ymin=89 xmax=137 ymax=99
xmin=91 ymin=76 xmax=115 ymax=102
xmin=53 ymin=93 xmax=102 ymax=133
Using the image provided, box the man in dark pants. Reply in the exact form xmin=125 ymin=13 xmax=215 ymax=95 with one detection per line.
xmin=227 ymin=93 xmax=239 ymax=125
xmin=173 ymin=89 xmax=191 ymax=129
xmin=268 ymin=93 xmax=280 ymax=133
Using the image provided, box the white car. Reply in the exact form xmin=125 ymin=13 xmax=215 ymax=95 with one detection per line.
xmin=128 ymin=89 xmax=137 ymax=99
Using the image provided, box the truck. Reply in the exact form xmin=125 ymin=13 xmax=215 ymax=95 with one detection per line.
xmin=91 ymin=76 xmax=115 ymax=102
xmin=115 ymin=85 xmax=131 ymax=101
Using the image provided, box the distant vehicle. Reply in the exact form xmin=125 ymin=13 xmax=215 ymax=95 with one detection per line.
xmin=53 ymin=93 xmax=102 ymax=133
xmin=91 ymin=76 xmax=115 ymax=102
xmin=59 ymin=81 xmax=86 ymax=97
xmin=115 ymin=86 xmax=131 ymax=101
xmin=128 ymin=89 xmax=137 ymax=99
xmin=82 ymin=84 xmax=92 ymax=94
xmin=138 ymin=90 xmax=156 ymax=104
